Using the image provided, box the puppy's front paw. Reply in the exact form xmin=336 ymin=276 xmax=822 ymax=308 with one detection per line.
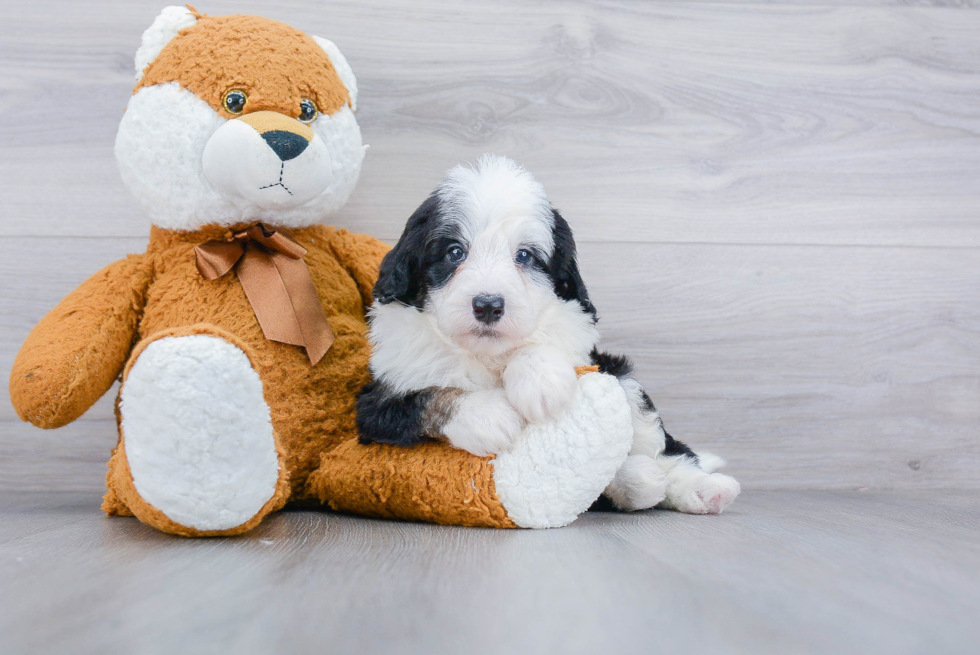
xmin=503 ymin=346 xmax=577 ymax=424
xmin=441 ymin=389 xmax=524 ymax=457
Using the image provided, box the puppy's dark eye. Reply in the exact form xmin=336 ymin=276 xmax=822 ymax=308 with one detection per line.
xmin=299 ymin=98 xmax=318 ymax=124
xmin=515 ymin=249 xmax=532 ymax=265
xmin=447 ymin=245 xmax=467 ymax=263
xmin=224 ymin=90 xmax=247 ymax=114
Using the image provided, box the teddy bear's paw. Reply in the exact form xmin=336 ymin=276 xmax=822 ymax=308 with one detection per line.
xmin=491 ymin=372 xmax=633 ymax=528
xmin=120 ymin=334 xmax=283 ymax=532
xmin=602 ymin=454 xmax=668 ymax=511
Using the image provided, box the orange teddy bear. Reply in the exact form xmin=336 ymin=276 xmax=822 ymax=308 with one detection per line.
xmin=9 ymin=7 xmax=634 ymax=536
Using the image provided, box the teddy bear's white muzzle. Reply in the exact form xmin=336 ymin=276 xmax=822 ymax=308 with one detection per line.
xmin=202 ymin=114 xmax=333 ymax=210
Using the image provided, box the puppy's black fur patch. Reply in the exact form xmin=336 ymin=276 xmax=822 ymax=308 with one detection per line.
xmin=372 ymin=196 xmax=436 ymax=307
xmin=588 ymin=495 xmax=617 ymax=512
xmin=357 ymin=380 xmax=435 ymax=447
xmin=662 ymin=430 xmax=697 ymax=461
xmin=373 ymin=194 xmax=467 ymax=309
xmin=590 ymin=349 xmax=634 ymax=379
xmin=550 ymin=209 xmax=597 ymax=322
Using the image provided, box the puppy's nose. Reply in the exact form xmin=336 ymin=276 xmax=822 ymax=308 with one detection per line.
xmin=472 ymin=295 xmax=505 ymax=324
xmin=261 ymin=130 xmax=309 ymax=162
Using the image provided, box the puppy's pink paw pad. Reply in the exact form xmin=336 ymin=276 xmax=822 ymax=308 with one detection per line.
xmin=696 ymin=474 xmax=740 ymax=514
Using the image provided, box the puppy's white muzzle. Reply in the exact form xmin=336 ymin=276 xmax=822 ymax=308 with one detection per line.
xmin=202 ymin=111 xmax=333 ymax=209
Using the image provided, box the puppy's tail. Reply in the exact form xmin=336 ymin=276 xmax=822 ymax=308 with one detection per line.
xmin=696 ymin=451 xmax=727 ymax=474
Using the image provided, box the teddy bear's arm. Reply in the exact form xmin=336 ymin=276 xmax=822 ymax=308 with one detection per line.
xmin=327 ymin=229 xmax=392 ymax=308
xmin=9 ymin=254 xmax=153 ymax=429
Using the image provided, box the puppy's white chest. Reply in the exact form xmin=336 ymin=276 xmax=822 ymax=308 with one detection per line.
xmin=459 ymin=355 xmax=505 ymax=390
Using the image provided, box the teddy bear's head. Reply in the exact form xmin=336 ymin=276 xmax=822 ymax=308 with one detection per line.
xmin=115 ymin=6 xmax=364 ymax=231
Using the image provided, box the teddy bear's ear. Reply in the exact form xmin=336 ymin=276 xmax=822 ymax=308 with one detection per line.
xmin=134 ymin=6 xmax=199 ymax=83
xmin=312 ymin=36 xmax=358 ymax=111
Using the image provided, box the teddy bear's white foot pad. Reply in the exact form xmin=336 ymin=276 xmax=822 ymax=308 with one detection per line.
xmin=492 ymin=372 xmax=633 ymax=529
xmin=120 ymin=334 xmax=280 ymax=531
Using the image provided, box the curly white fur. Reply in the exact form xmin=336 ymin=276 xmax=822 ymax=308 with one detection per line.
xmin=121 ymin=335 xmax=280 ymax=531
xmin=368 ymin=155 xmax=741 ymax=516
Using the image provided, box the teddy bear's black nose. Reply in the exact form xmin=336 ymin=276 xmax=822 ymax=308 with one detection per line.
xmin=261 ymin=130 xmax=309 ymax=162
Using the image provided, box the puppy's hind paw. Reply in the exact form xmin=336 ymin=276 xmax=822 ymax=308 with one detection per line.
xmin=667 ymin=472 xmax=741 ymax=515
xmin=603 ymin=455 xmax=668 ymax=511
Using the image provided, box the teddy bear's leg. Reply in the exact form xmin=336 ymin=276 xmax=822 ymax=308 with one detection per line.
xmin=106 ymin=325 xmax=289 ymax=537
xmin=310 ymin=372 xmax=633 ymax=529
xmin=490 ymin=372 xmax=634 ymax=527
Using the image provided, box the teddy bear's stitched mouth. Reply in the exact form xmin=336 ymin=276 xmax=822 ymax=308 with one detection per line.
xmin=258 ymin=162 xmax=293 ymax=196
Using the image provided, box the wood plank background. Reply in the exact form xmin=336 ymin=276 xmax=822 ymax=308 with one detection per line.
xmin=1 ymin=0 xmax=978 ymax=492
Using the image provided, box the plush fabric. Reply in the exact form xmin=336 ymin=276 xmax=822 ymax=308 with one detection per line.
xmin=492 ymin=371 xmax=633 ymax=528
xmin=9 ymin=8 xmax=633 ymax=537
xmin=10 ymin=255 xmax=153 ymax=429
xmin=134 ymin=5 xmax=199 ymax=83
xmin=105 ymin=324 xmax=291 ymax=537
xmin=312 ymin=369 xmax=633 ymax=530
xmin=311 ymin=440 xmax=517 ymax=528
xmin=136 ymin=13 xmax=351 ymax=119
xmin=134 ymin=224 xmax=387 ymax=498
xmin=117 ymin=10 xmax=364 ymax=232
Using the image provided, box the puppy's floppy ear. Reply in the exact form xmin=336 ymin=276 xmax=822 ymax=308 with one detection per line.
xmin=373 ymin=194 xmax=440 ymax=308
xmin=549 ymin=208 xmax=598 ymax=322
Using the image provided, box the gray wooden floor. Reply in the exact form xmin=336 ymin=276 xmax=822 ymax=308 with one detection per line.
xmin=2 ymin=0 xmax=980 ymax=653
xmin=2 ymin=0 xmax=980 ymax=492
xmin=1 ymin=489 xmax=978 ymax=655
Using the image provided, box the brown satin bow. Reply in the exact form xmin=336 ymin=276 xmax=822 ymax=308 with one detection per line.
xmin=195 ymin=223 xmax=334 ymax=365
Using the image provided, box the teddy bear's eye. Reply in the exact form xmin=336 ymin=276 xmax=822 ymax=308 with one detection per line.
xmin=299 ymin=99 xmax=318 ymax=124
xmin=224 ymin=90 xmax=247 ymax=114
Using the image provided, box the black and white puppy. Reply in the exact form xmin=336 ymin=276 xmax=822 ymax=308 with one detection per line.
xmin=357 ymin=155 xmax=740 ymax=514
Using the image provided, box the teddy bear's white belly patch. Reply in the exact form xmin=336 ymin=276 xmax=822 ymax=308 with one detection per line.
xmin=120 ymin=334 xmax=280 ymax=531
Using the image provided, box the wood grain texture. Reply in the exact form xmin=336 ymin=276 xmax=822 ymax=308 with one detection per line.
xmin=1 ymin=490 xmax=978 ymax=655
xmin=1 ymin=1 xmax=980 ymax=245
xmin=3 ymin=239 xmax=978 ymax=491
xmin=1 ymin=0 xmax=978 ymax=492
xmin=584 ymin=242 xmax=980 ymax=489
xmin=697 ymin=1 xmax=980 ymax=6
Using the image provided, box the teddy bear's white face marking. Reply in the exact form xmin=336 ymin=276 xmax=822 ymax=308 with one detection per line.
xmin=116 ymin=83 xmax=364 ymax=231
xmin=114 ymin=8 xmax=364 ymax=231
xmin=202 ymin=110 xmax=335 ymax=210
